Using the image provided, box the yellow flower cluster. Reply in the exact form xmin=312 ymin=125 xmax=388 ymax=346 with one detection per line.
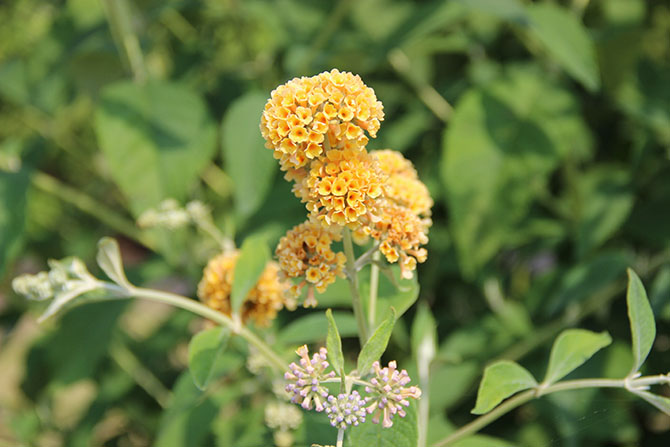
xmin=358 ymin=200 xmax=430 ymax=279
xmin=260 ymin=69 xmax=384 ymax=174
xmin=293 ymin=148 xmax=386 ymax=226
xmin=197 ymin=251 xmax=289 ymax=327
xmin=373 ymin=150 xmax=433 ymax=216
xmin=275 ymin=221 xmax=346 ymax=306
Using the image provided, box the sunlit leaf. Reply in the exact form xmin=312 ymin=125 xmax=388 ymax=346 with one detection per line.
xmin=472 ymin=360 xmax=537 ymax=415
xmin=626 ymin=269 xmax=656 ymax=374
xmin=543 ymin=329 xmax=612 ymax=385
xmin=96 ymin=237 xmax=132 ymax=288
xmin=357 ymin=308 xmax=397 ymax=375
xmin=325 ymin=309 xmax=345 ymax=376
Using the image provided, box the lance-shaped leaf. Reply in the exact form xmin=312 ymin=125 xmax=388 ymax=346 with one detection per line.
xmin=626 ymin=268 xmax=656 ymax=374
xmin=230 ymin=236 xmax=269 ymax=315
xmin=188 ymin=327 xmax=231 ymax=390
xmin=632 ymin=390 xmax=670 ymax=416
xmin=543 ymin=329 xmax=612 ymax=385
xmin=346 ymin=400 xmax=418 ymax=447
xmin=97 ymin=237 xmax=132 ymax=289
xmin=325 ymin=309 xmax=345 ymax=376
xmin=472 ymin=360 xmax=537 ymax=415
xmin=357 ymin=307 xmax=397 ymax=375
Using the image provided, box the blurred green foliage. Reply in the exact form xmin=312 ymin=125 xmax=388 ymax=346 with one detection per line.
xmin=1 ymin=0 xmax=669 ymax=446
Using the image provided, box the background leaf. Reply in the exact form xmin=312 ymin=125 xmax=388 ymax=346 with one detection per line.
xmin=278 ymin=311 xmax=358 ymax=344
xmin=230 ymin=235 xmax=270 ymax=315
xmin=221 ymin=92 xmax=276 ymax=219
xmin=96 ymin=237 xmax=131 ymax=288
xmin=526 ymin=3 xmax=600 ymax=91
xmin=543 ymin=329 xmax=612 ymax=385
xmin=188 ymin=327 xmax=231 ymax=390
xmin=626 ymin=269 xmax=656 ymax=373
xmin=357 ymin=308 xmax=397 ymax=375
xmin=632 ymin=391 xmax=670 ymax=416
xmin=95 ymin=80 xmax=216 ymax=215
xmin=472 ymin=360 xmax=537 ymax=415
xmin=0 ymin=169 xmax=29 ymax=277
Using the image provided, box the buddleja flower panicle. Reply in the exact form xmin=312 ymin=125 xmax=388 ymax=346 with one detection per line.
xmin=323 ymin=391 xmax=367 ymax=429
xmin=284 ymin=345 xmax=336 ymax=411
xmin=197 ymin=251 xmax=290 ymax=326
xmin=260 ymin=69 xmax=384 ymax=174
xmin=275 ymin=221 xmax=346 ymax=305
xmin=364 ymin=360 xmax=421 ymax=428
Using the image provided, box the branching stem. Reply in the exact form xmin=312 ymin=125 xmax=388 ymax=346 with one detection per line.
xmin=343 ymin=228 xmax=368 ymax=344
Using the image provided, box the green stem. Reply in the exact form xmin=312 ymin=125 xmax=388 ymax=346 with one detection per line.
xmin=117 ymin=285 xmax=287 ymax=372
xmin=432 ymin=376 xmax=665 ymax=447
xmin=102 ymin=0 xmax=147 ymax=82
xmin=109 ymin=342 xmax=172 ymax=407
xmin=368 ymin=251 xmax=380 ymax=332
xmin=32 ymin=172 xmax=154 ymax=250
xmin=343 ymin=228 xmax=368 ymax=345
xmin=336 ymin=428 xmax=345 ymax=447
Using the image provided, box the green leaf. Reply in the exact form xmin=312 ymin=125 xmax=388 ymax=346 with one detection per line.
xmin=472 ymin=360 xmax=537 ymax=415
xmin=456 ymin=0 xmax=528 ymax=24
xmin=188 ymin=327 xmax=231 ymax=390
xmin=0 ymin=168 xmax=29 ymax=277
xmin=221 ymin=92 xmax=276 ymax=219
xmin=325 ymin=309 xmax=345 ymax=375
xmin=363 ymin=264 xmax=419 ymax=326
xmin=278 ymin=311 xmax=358 ymax=344
xmin=543 ymin=329 xmax=612 ymax=385
xmin=95 ymin=80 xmax=216 ymax=215
xmin=452 ymin=435 xmax=517 ymax=447
xmin=357 ymin=308 xmax=397 ymax=375
xmin=626 ymin=268 xmax=656 ymax=374
xmin=441 ymin=65 xmax=591 ymax=276
xmin=632 ymin=390 xmax=670 ymax=416
xmin=346 ymin=400 xmax=418 ymax=447
xmin=526 ymin=3 xmax=600 ymax=91
xmin=230 ymin=235 xmax=270 ymax=315
xmin=96 ymin=237 xmax=132 ymax=288
xmin=572 ymin=166 xmax=633 ymax=257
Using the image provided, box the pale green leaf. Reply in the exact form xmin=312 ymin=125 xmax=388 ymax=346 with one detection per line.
xmin=95 ymin=80 xmax=216 ymax=215
xmin=230 ymin=236 xmax=270 ymax=315
xmin=346 ymin=400 xmax=417 ymax=447
xmin=627 ymin=268 xmax=656 ymax=373
xmin=325 ymin=309 xmax=345 ymax=375
xmin=543 ymin=329 xmax=612 ymax=385
xmin=188 ymin=327 xmax=231 ymax=390
xmin=96 ymin=237 xmax=132 ymax=288
xmin=527 ymin=3 xmax=600 ymax=91
xmin=472 ymin=361 xmax=537 ymax=415
xmin=632 ymin=390 xmax=670 ymax=416
xmin=221 ymin=92 xmax=276 ymax=218
xmin=357 ymin=308 xmax=397 ymax=375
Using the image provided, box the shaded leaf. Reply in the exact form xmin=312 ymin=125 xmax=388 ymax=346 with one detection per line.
xmin=346 ymin=400 xmax=417 ymax=447
xmin=95 ymin=80 xmax=216 ymax=215
xmin=626 ymin=269 xmax=656 ymax=373
xmin=230 ymin=236 xmax=269 ymax=315
xmin=357 ymin=308 xmax=397 ymax=375
xmin=0 ymin=168 xmax=29 ymax=277
xmin=325 ymin=309 xmax=345 ymax=376
xmin=543 ymin=329 xmax=612 ymax=385
xmin=452 ymin=435 xmax=516 ymax=447
xmin=473 ymin=361 xmax=537 ymax=415
xmin=221 ymin=92 xmax=276 ymax=218
xmin=188 ymin=327 xmax=231 ymax=390
xmin=527 ymin=3 xmax=600 ymax=91
xmin=278 ymin=312 xmax=358 ymax=344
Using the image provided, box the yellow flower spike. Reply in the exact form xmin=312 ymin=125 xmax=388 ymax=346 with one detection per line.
xmin=260 ymin=69 xmax=384 ymax=173
xmin=197 ymin=252 xmax=290 ymax=327
xmin=275 ymin=221 xmax=346 ymax=304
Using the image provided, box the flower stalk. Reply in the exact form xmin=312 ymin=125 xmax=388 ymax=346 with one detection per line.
xmin=343 ymin=228 xmax=368 ymax=344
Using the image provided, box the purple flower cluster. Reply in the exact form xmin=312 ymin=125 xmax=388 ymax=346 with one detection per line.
xmin=365 ymin=361 xmax=422 ymax=427
xmin=323 ymin=391 xmax=367 ymax=429
xmin=284 ymin=345 xmax=335 ymax=411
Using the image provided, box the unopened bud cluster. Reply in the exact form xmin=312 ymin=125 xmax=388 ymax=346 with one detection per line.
xmin=12 ymin=258 xmax=95 ymax=302
xmin=284 ymin=346 xmax=420 ymax=430
xmin=138 ymin=199 xmax=212 ymax=230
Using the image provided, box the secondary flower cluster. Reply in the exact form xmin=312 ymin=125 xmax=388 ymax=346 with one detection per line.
xmin=284 ymin=346 xmax=421 ymax=430
xmin=263 ymin=69 xmax=433 ymax=304
xmin=197 ymin=251 xmax=290 ymax=327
